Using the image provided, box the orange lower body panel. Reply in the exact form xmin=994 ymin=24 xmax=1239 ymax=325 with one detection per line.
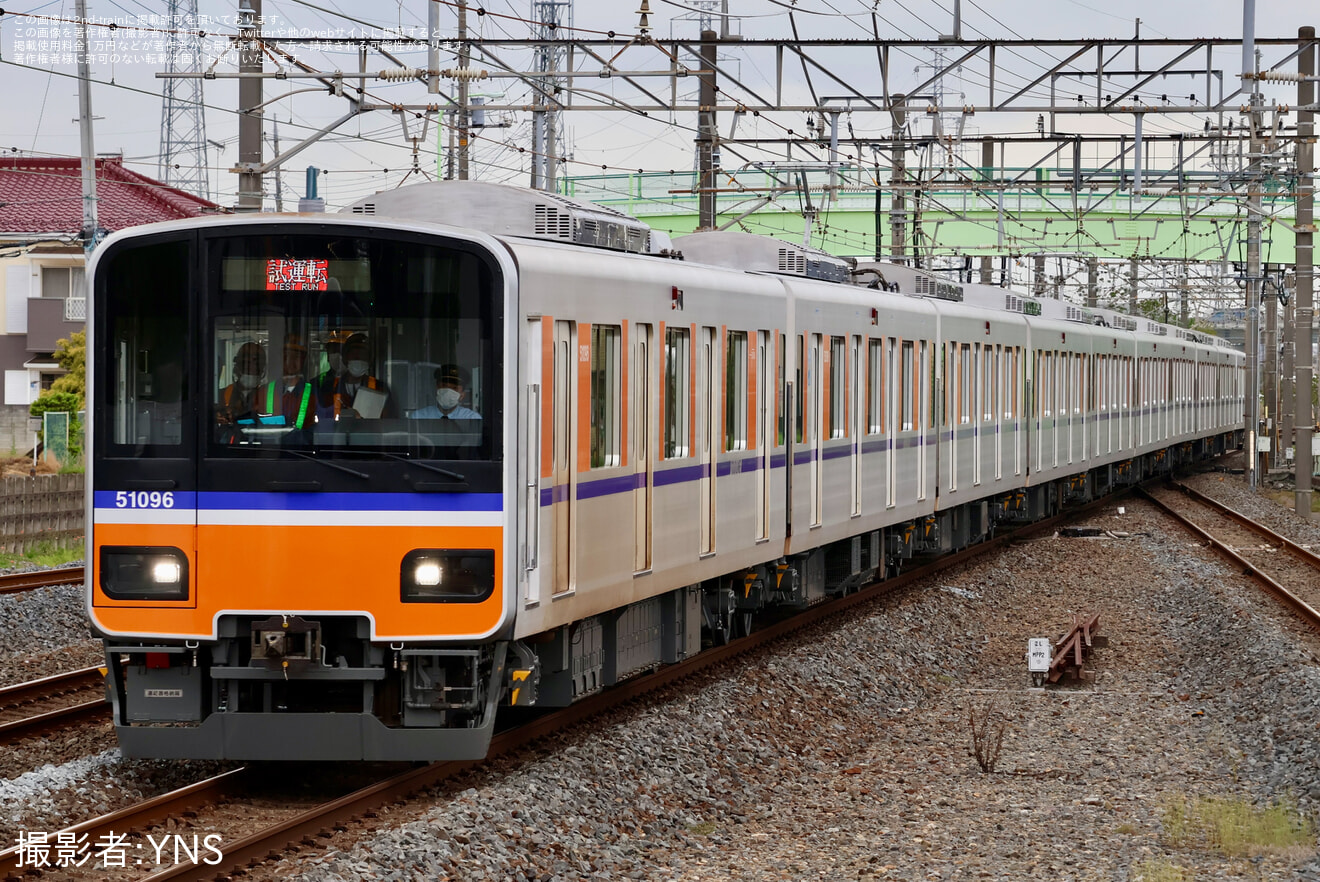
xmin=90 ymin=522 xmax=505 ymax=641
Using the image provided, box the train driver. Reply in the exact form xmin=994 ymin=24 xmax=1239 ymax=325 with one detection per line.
xmin=318 ymin=333 xmax=393 ymax=421
xmin=254 ymin=335 xmax=317 ymax=429
xmin=409 ymin=364 xmax=481 ymax=420
xmin=216 ymin=341 xmax=266 ymax=424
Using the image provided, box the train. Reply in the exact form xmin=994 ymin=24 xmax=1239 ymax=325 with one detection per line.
xmin=86 ymin=180 xmax=1244 ymax=761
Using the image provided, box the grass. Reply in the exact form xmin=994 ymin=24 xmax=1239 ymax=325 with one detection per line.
xmin=1160 ymin=793 xmax=1315 ymax=857
xmin=0 ymin=540 xmax=83 ymax=569
xmin=687 ymin=821 xmax=716 ymax=836
xmin=1132 ymin=858 xmax=1191 ymax=882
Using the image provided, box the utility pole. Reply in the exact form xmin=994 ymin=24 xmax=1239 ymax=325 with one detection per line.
xmin=1296 ymin=25 xmax=1316 ymax=515
xmin=1034 ymin=254 xmax=1047 ymax=298
xmin=1179 ymin=272 xmax=1190 ymax=327
xmin=697 ymin=29 xmax=718 ymax=229
xmin=531 ymin=2 xmax=571 ymax=191
xmin=457 ymin=2 xmax=471 ymax=180
xmin=890 ymin=94 xmax=907 ymax=264
xmin=271 ymin=121 xmax=284 ymax=212
xmin=74 ymin=0 xmax=98 ymax=250
xmin=1087 ymin=256 xmax=1099 ymax=309
xmin=1282 ymin=270 xmax=1296 ymax=478
xmin=1265 ymin=262 xmax=1279 ymax=465
xmin=1129 ymin=257 xmax=1139 ymax=316
xmin=236 ymin=0 xmax=263 ymax=211
xmin=1244 ymin=0 xmax=1262 ymax=490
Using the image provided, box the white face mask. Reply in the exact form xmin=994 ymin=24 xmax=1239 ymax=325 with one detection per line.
xmin=239 ymin=373 xmax=263 ymax=389
xmin=326 ymin=353 xmax=343 ymax=373
xmin=283 ymin=374 xmax=302 ymax=390
xmin=436 ymin=388 xmax=461 ymax=410
xmin=346 ymin=360 xmax=369 ymax=378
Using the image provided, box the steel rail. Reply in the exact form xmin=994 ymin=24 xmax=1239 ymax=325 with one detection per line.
xmin=0 ymin=769 xmax=251 ymax=878
xmin=0 ymin=700 xmax=108 ymax=741
xmin=1136 ymin=486 xmax=1320 ymax=629
xmin=0 ymin=666 xmax=102 ymax=705
xmin=0 ymin=567 xmax=85 ymax=595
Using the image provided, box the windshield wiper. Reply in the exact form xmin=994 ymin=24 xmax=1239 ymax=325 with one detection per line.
xmin=334 ymin=448 xmax=466 ymax=482
xmin=282 ymin=448 xmax=371 ymax=479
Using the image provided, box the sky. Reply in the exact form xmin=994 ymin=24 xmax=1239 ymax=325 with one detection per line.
xmin=0 ymin=0 xmax=1312 ymax=212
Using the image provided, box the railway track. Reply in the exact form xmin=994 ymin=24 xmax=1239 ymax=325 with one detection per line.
xmin=0 ymin=666 xmax=107 ymax=742
xmin=1139 ymin=481 xmax=1320 ymax=630
xmin=0 ymin=567 xmax=84 ymax=595
xmin=0 ymin=491 xmax=1131 ymax=881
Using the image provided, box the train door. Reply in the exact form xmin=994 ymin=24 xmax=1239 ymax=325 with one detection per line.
xmin=633 ymin=324 xmax=653 ymax=572
xmin=810 ymin=333 xmax=823 ymax=526
xmin=523 ymin=318 xmax=544 ymax=606
xmin=552 ymin=320 xmax=575 ymax=594
xmin=699 ymin=326 xmax=717 ymax=555
xmin=917 ymin=340 xmax=928 ymax=502
xmin=757 ymin=331 xmax=770 ymax=540
xmin=851 ymin=334 xmax=862 ymax=517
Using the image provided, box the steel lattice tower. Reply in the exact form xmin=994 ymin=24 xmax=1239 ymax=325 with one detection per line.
xmin=530 ymin=0 xmax=572 ymax=190
xmin=158 ymin=0 xmax=210 ymax=199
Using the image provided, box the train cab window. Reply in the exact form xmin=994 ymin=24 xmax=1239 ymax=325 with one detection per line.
xmin=590 ymin=325 xmax=622 ymax=468
xmin=664 ymin=327 xmax=691 ymax=458
xmin=205 ymin=232 xmax=500 ymax=466
xmin=795 ymin=336 xmax=806 ymax=444
xmin=98 ymin=238 xmax=191 ymax=452
xmin=725 ymin=331 xmax=748 ymax=451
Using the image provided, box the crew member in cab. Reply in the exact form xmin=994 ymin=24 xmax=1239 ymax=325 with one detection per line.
xmin=319 ymin=333 xmax=393 ymax=420
xmin=256 ymin=335 xmax=317 ymax=429
xmin=409 ymin=364 xmax=480 ymax=420
xmin=216 ymin=341 xmax=266 ymax=424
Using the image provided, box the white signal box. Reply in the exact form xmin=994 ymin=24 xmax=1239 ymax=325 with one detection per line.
xmin=1026 ymin=637 xmax=1052 ymax=679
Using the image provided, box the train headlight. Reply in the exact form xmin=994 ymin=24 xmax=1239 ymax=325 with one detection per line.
xmin=100 ymin=546 xmax=190 ymax=601
xmin=401 ymin=549 xmax=494 ymax=603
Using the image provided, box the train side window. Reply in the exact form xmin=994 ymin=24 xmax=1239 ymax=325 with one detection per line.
xmin=590 ymin=325 xmax=621 ymax=468
xmin=795 ymin=335 xmax=806 ymax=444
xmin=663 ymin=327 xmax=690 ymax=459
xmin=829 ymin=336 xmax=846 ymax=439
xmin=901 ymin=341 xmax=915 ymax=432
xmin=725 ymin=330 xmax=748 ymax=451
xmin=867 ymin=338 xmax=882 ymax=434
xmin=770 ymin=334 xmax=781 ymax=451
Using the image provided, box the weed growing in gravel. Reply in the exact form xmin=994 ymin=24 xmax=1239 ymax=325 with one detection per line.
xmin=1159 ymin=792 xmax=1316 ymax=857
xmin=687 ymin=821 xmax=716 ymax=836
xmin=1133 ymin=857 xmax=1191 ymax=881
xmin=967 ymin=696 xmax=1006 ymax=773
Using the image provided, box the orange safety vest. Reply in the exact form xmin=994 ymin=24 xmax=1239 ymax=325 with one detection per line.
xmin=330 ymin=374 xmax=382 ymax=418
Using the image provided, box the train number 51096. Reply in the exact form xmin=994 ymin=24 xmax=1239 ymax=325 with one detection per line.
xmin=114 ymin=491 xmax=175 ymax=509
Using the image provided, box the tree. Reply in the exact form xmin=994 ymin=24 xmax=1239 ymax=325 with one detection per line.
xmin=48 ymin=330 xmax=85 ymax=403
xmin=30 ymin=330 xmax=86 ymax=461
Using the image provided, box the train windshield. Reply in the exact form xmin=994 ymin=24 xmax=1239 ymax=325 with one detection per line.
xmin=206 ymin=231 xmax=501 ymax=462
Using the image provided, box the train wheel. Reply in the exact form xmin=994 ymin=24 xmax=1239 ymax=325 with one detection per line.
xmin=735 ymin=611 xmax=755 ymax=639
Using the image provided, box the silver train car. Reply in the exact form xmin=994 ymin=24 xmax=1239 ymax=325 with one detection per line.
xmin=88 ymin=180 xmax=1243 ymax=760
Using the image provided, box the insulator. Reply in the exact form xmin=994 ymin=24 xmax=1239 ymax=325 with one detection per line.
xmin=377 ymin=68 xmax=423 ymax=81
xmin=439 ymin=68 xmax=490 ymax=82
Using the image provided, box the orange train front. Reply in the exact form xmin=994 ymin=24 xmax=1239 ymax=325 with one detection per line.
xmin=89 ymin=213 xmax=519 ymax=760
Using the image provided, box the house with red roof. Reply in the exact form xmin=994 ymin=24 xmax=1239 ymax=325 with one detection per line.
xmin=0 ymin=155 xmax=220 ymax=450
